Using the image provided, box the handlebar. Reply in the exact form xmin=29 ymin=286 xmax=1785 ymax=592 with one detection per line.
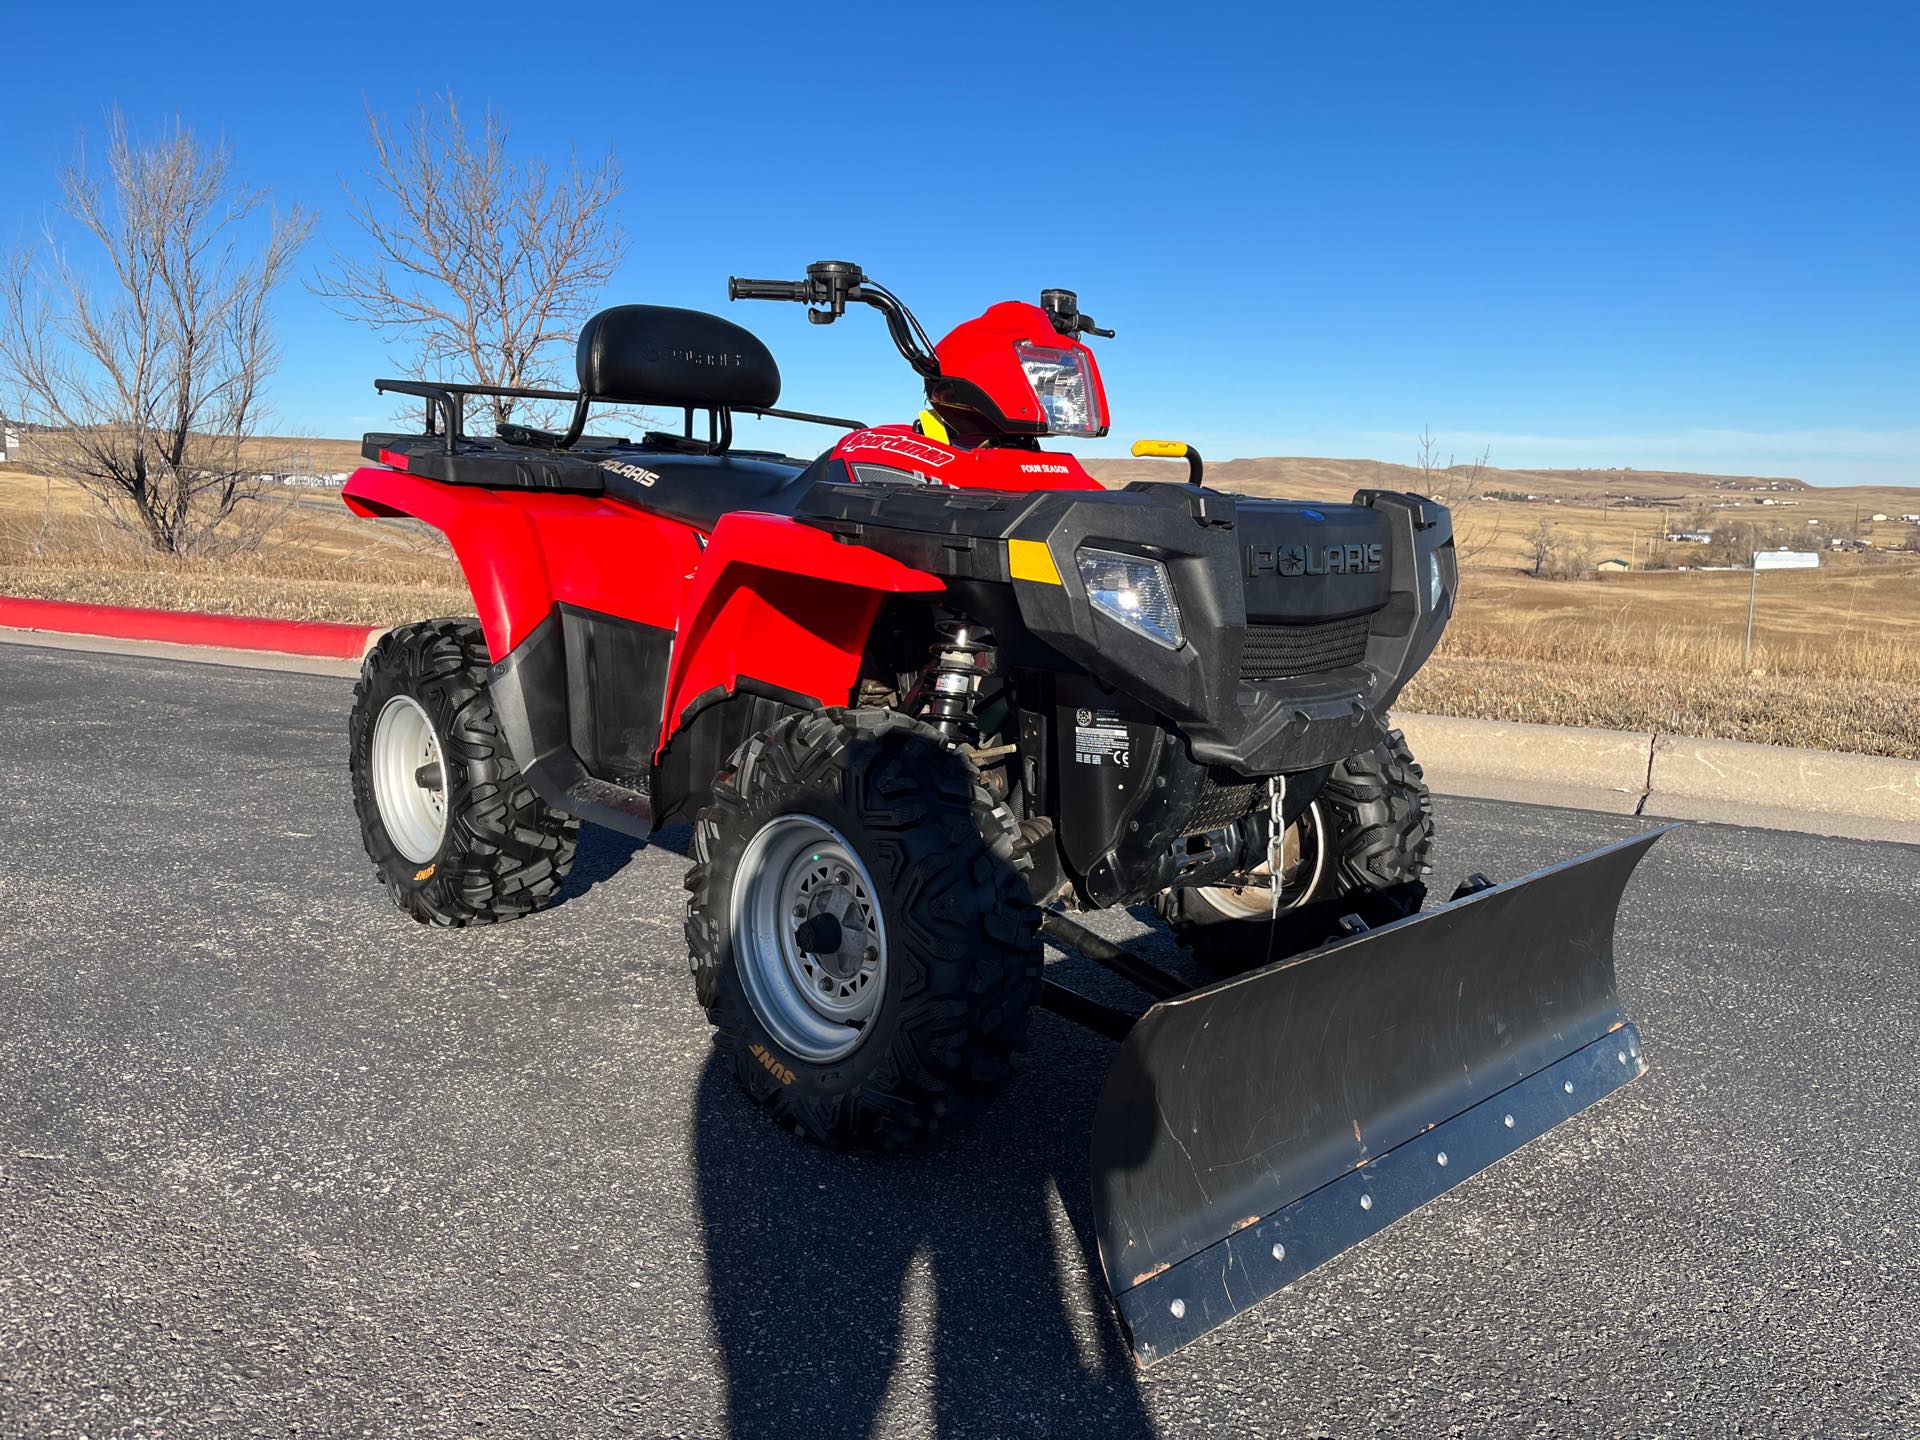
xmin=727 ymin=277 xmax=809 ymax=303
xmin=727 ymin=261 xmax=942 ymax=379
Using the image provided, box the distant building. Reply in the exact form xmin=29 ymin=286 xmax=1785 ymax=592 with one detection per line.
xmin=0 ymin=423 xmax=17 ymax=463
xmin=1596 ymin=557 xmax=1631 ymax=573
xmin=1870 ymin=513 xmax=1889 ymax=522
xmin=1665 ymin=530 xmax=1712 ymax=544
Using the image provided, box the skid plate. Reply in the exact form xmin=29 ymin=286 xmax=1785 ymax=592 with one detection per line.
xmin=1090 ymin=826 xmax=1670 ymax=1364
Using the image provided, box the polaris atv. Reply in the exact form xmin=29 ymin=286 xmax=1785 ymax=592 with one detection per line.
xmin=342 ymin=261 xmax=1664 ymax=1363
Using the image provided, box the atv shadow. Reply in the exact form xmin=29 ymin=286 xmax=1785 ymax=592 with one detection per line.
xmin=694 ymin=1006 xmax=1155 ymax=1439
xmin=549 ymin=822 xmax=681 ymax=908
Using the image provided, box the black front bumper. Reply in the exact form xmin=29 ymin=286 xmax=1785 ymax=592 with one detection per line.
xmin=798 ymin=474 xmax=1456 ymax=776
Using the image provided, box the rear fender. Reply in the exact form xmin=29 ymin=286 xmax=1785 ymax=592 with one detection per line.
xmin=343 ymin=466 xmax=700 ymax=659
xmin=344 ymin=467 xmax=553 ymax=658
xmin=659 ymin=512 xmax=944 ymax=746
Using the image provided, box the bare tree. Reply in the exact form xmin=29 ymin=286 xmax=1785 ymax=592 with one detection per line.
xmin=1413 ymin=426 xmax=1500 ymax=562
xmin=1523 ymin=516 xmax=1556 ymax=576
xmin=1549 ymin=531 xmax=1595 ymax=581
xmin=0 ymin=115 xmax=312 ymax=554
xmin=312 ymin=95 xmax=627 ymax=430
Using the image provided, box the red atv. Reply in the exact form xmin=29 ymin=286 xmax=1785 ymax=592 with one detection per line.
xmin=342 ymin=261 xmax=1662 ymax=1363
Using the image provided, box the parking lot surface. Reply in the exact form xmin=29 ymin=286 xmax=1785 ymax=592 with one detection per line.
xmin=2 ymin=645 xmax=1916 ymax=1437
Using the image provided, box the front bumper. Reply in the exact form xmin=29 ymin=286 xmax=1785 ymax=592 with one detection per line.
xmin=1002 ymin=483 xmax=1456 ymax=774
xmin=797 ymin=476 xmax=1455 ymax=775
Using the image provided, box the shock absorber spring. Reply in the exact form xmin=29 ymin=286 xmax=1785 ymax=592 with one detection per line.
xmin=919 ymin=621 xmax=993 ymax=741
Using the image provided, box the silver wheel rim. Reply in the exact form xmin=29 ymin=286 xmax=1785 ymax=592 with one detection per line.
xmin=730 ymin=815 xmax=888 ymax=1063
xmin=371 ymin=695 xmax=449 ymax=865
xmin=1197 ymin=801 xmax=1328 ymax=921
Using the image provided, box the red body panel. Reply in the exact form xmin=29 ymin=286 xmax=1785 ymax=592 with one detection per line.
xmin=832 ymin=425 xmax=1103 ymax=492
xmin=342 ymin=293 xmax=1118 ymax=781
xmin=345 ymin=468 xmax=698 ymax=655
xmin=658 ymin=510 xmax=942 ymax=735
xmin=342 ymin=466 xmax=943 ymax=752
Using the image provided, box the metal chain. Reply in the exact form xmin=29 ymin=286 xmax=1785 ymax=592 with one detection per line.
xmin=1267 ymin=776 xmax=1287 ymax=916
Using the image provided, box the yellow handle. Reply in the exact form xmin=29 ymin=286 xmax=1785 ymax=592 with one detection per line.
xmin=1131 ymin=439 xmax=1189 ymax=459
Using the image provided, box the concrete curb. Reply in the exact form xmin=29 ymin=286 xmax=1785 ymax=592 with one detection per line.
xmin=0 ymin=595 xmax=384 ymax=662
xmin=0 ymin=627 xmax=365 ymax=679
xmin=1643 ymin=735 xmax=1920 ymax=844
xmin=3 ymin=601 xmax=1913 ymax=845
xmin=1398 ymin=713 xmax=1920 ymax=846
xmin=1395 ymin=714 xmax=1653 ymax=816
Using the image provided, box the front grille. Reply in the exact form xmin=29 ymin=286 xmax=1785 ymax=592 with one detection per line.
xmin=1239 ymin=616 xmax=1372 ymax=682
xmin=1182 ymin=769 xmax=1265 ymax=837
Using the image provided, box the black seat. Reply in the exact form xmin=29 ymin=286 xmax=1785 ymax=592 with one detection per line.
xmin=576 ymin=305 xmax=780 ymax=410
xmin=596 ymin=450 xmax=822 ymax=531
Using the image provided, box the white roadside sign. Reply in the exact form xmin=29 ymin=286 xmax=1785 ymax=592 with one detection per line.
xmin=1744 ymin=550 xmax=1820 ymax=666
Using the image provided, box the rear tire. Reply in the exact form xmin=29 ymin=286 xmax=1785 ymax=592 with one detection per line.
xmin=686 ymin=708 xmax=1043 ymax=1150
xmin=349 ymin=618 xmax=579 ymax=926
xmin=1163 ymin=729 xmax=1435 ymax=975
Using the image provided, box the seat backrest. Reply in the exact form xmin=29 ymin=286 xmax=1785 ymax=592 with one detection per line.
xmin=575 ymin=304 xmax=780 ymax=410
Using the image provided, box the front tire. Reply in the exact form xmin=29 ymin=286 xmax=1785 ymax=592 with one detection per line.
xmin=349 ymin=618 xmax=579 ymax=926
xmin=686 ymin=709 xmax=1043 ymax=1150
xmin=1163 ymin=729 xmax=1435 ymax=974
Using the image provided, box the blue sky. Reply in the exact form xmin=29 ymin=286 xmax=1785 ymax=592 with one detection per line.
xmin=4 ymin=3 xmax=1916 ymax=484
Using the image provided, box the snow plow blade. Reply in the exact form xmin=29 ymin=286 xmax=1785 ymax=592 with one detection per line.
xmin=1090 ymin=826 xmax=1670 ymax=1365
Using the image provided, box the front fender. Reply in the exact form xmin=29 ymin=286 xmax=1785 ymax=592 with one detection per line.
xmin=660 ymin=512 xmax=944 ymax=741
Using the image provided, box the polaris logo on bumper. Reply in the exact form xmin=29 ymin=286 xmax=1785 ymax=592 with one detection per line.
xmin=1246 ymin=542 xmax=1385 ymax=577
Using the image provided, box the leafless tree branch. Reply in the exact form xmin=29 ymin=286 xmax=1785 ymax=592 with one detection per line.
xmin=0 ymin=114 xmax=312 ymax=555
xmin=1413 ymin=426 xmax=1501 ymax=565
xmin=310 ymin=94 xmax=628 ymax=429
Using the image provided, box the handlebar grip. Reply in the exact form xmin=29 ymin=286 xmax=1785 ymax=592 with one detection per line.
xmin=728 ymin=276 xmax=808 ymax=302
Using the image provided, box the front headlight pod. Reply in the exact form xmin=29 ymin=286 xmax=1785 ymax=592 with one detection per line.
xmin=1076 ymin=547 xmax=1184 ymax=649
xmin=1015 ymin=341 xmax=1101 ymax=437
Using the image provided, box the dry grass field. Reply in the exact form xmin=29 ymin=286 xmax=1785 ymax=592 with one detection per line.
xmin=3 ymin=444 xmax=1916 ymax=758
xmin=0 ymin=441 xmax=466 ymax=622
xmin=1091 ymin=455 xmax=1920 ymax=757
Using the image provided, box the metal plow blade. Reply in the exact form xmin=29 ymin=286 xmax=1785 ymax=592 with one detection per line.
xmin=1090 ymin=827 xmax=1671 ymax=1365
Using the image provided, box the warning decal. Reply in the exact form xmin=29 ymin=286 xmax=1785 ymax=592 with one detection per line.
xmin=1073 ymin=708 xmax=1132 ymax=767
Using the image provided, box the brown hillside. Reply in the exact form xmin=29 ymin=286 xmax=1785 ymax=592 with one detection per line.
xmin=1082 ymin=455 xmax=1811 ymax=504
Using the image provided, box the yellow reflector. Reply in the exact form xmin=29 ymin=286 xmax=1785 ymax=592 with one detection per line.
xmin=917 ymin=409 xmax=951 ymax=445
xmin=1131 ymin=439 xmax=1189 ymax=459
xmin=1008 ymin=539 xmax=1063 ymax=585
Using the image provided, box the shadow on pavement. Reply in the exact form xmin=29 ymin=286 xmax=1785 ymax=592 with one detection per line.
xmin=551 ymin=825 xmax=645 ymax=907
xmin=693 ymin=1031 xmax=1154 ymax=1439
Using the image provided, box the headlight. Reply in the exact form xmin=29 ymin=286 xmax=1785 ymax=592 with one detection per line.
xmin=1429 ymin=541 xmax=1457 ymax=612
xmin=1076 ymin=547 xmax=1183 ymax=649
xmin=1015 ymin=342 xmax=1101 ymax=437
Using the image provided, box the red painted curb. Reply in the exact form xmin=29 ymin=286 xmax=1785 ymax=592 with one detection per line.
xmin=0 ymin=595 xmax=382 ymax=661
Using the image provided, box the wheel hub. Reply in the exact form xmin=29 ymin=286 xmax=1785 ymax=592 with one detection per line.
xmin=370 ymin=695 xmax=448 ymax=865
xmin=731 ymin=816 xmax=888 ymax=1062
xmin=1200 ymin=801 xmax=1328 ymax=922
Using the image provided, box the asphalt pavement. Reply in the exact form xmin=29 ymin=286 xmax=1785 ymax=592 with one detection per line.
xmin=1 ymin=643 xmax=1916 ymax=1438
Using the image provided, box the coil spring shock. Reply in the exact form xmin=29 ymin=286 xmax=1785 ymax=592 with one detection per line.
xmin=919 ymin=621 xmax=992 ymax=741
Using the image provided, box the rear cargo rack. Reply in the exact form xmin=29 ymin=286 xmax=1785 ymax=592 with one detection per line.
xmin=372 ymin=377 xmax=864 ymax=456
